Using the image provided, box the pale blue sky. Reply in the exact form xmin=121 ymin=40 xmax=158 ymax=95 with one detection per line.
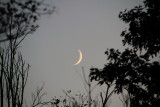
xmin=21 ymin=0 xmax=143 ymax=106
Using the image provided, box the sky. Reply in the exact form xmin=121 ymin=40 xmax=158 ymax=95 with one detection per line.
xmin=20 ymin=0 xmax=143 ymax=106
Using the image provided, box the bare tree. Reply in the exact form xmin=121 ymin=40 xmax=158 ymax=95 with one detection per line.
xmin=0 ymin=43 xmax=30 ymax=107
xmin=0 ymin=0 xmax=55 ymax=107
xmin=81 ymin=67 xmax=97 ymax=107
xmin=70 ymin=67 xmax=100 ymax=107
xmin=63 ymin=90 xmax=88 ymax=107
xmin=30 ymin=83 xmax=54 ymax=107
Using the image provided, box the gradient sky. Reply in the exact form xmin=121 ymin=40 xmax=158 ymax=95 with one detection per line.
xmin=20 ymin=0 xmax=143 ymax=106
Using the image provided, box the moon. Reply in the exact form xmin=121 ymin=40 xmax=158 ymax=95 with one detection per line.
xmin=74 ymin=49 xmax=83 ymax=65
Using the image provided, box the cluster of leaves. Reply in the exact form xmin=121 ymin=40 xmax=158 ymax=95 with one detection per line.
xmin=90 ymin=0 xmax=160 ymax=106
xmin=0 ymin=0 xmax=55 ymax=42
xmin=90 ymin=48 xmax=160 ymax=106
xmin=119 ymin=0 xmax=160 ymax=56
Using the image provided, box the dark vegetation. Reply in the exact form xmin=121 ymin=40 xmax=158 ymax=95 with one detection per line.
xmin=1 ymin=0 xmax=160 ymax=107
xmin=90 ymin=0 xmax=160 ymax=106
xmin=0 ymin=0 xmax=55 ymax=107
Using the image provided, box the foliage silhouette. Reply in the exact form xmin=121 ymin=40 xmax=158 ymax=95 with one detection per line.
xmin=119 ymin=0 xmax=160 ymax=57
xmin=0 ymin=0 xmax=55 ymax=42
xmin=90 ymin=0 xmax=160 ymax=106
xmin=0 ymin=0 xmax=55 ymax=107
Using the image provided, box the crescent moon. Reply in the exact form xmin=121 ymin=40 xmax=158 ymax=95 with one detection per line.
xmin=74 ymin=49 xmax=83 ymax=65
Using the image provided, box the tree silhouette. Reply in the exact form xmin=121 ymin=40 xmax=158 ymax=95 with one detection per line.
xmin=0 ymin=0 xmax=55 ymax=42
xmin=0 ymin=0 xmax=55 ymax=107
xmin=30 ymin=83 xmax=55 ymax=107
xmin=90 ymin=66 xmax=116 ymax=107
xmin=90 ymin=0 xmax=160 ymax=106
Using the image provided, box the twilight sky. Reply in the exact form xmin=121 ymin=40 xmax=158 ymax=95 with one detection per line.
xmin=21 ymin=0 xmax=143 ymax=106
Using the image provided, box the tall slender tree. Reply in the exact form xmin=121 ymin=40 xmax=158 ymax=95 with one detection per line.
xmin=0 ymin=0 xmax=55 ymax=107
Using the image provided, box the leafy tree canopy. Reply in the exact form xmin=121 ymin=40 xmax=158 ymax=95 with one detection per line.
xmin=90 ymin=0 xmax=160 ymax=106
xmin=119 ymin=0 xmax=160 ymax=56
